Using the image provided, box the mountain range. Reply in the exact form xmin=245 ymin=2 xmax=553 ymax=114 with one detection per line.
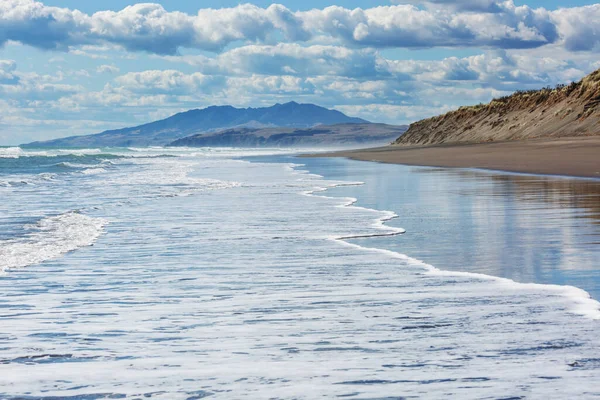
xmin=23 ymin=102 xmax=372 ymax=148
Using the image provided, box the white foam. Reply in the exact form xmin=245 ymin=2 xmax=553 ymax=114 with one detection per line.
xmin=55 ymin=149 xmax=102 ymax=156
xmin=303 ymin=183 xmax=406 ymax=239
xmin=0 ymin=147 xmax=25 ymax=158
xmin=0 ymin=147 xmax=105 ymax=159
xmin=0 ymin=173 xmax=58 ymax=189
xmin=56 ymin=161 xmax=89 ymax=168
xmin=103 ymin=157 xmax=241 ymax=198
xmin=426 ymin=266 xmax=600 ymax=319
xmin=81 ymin=167 xmax=107 ymax=175
xmin=0 ymin=211 xmax=107 ymax=271
xmin=125 ymin=146 xmax=296 ymax=159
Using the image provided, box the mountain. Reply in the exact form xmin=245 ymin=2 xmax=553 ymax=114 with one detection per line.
xmin=394 ymin=69 xmax=600 ymax=146
xmin=23 ymin=102 xmax=369 ymax=148
xmin=169 ymin=124 xmax=408 ymax=148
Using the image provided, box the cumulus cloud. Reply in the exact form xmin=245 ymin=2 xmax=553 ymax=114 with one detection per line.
xmin=225 ymin=75 xmax=307 ymax=96
xmin=301 ymin=4 xmax=559 ymax=49
xmin=0 ymin=78 xmax=81 ymax=100
xmin=0 ymin=60 xmax=18 ymax=84
xmin=395 ymin=0 xmax=505 ymax=13
xmin=114 ymin=70 xmax=225 ymax=95
xmin=382 ymin=49 xmax=587 ymax=91
xmin=1 ymin=0 xmax=598 ymax=54
xmin=552 ymin=4 xmax=600 ymax=52
xmin=0 ymin=61 xmax=81 ymax=100
xmin=164 ymin=42 xmax=586 ymax=90
xmin=96 ymin=64 xmax=120 ymax=74
xmin=218 ymin=44 xmax=388 ymax=78
xmin=335 ymin=104 xmax=456 ymax=125
xmin=0 ymin=0 xmax=88 ymax=50
xmin=166 ymin=44 xmax=403 ymax=80
xmin=85 ymin=3 xmax=305 ymax=54
xmin=0 ymin=1 xmax=310 ymax=54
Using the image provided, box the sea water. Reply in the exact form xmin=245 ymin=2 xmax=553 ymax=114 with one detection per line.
xmin=0 ymin=146 xmax=599 ymax=399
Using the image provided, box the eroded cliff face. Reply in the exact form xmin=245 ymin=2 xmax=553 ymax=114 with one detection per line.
xmin=394 ymin=69 xmax=600 ymax=146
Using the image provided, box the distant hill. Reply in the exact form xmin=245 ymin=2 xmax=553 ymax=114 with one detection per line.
xmin=169 ymin=124 xmax=408 ymax=148
xmin=23 ymin=102 xmax=369 ymax=148
xmin=394 ymin=69 xmax=600 ymax=146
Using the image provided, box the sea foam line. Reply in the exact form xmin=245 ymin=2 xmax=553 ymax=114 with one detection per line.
xmin=293 ymin=163 xmax=600 ymax=320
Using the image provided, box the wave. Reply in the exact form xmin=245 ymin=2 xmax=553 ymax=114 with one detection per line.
xmin=55 ymin=161 xmax=89 ymax=169
xmin=0 ymin=147 xmax=115 ymax=159
xmin=0 ymin=147 xmax=24 ymax=158
xmin=295 ymin=165 xmax=600 ymax=320
xmin=0 ymin=211 xmax=107 ymax=272
xmin=56 ymin=149 xmax=102 ymax=156
xmin=0 ymin=173 xmax=58 ymax=188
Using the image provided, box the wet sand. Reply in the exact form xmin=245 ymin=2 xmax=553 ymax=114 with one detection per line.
xmin=305 ymin=136 xmax=600 ymax=179
xmin=294 ymin=155 xmax=600 ymax=299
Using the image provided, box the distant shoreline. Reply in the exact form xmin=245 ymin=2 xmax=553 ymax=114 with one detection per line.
xmin=302 ymin=136 xmax=600 ymax=179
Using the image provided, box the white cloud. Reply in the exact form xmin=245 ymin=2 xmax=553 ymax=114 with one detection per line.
xmin=335 ymin=104 xmax=456 ymax=125
xmin=0 ymin=60 xmax=18 ymax=84
xmin=114 ymin=70 xmax=224 ymax=94
xmin=381 ymin=48 xmax=597 ymax=91
xmin=552 ymin=5 xmax=600 ymax=52
xmin=225 ymin=75 xmax=307 ymax=95
xmin=1 ymin=1 xmax=598 ymax=55
xmin=395 ymin=0 xmax=505 ymax=13
xmin=0 ymin=1 xmax=310 ymax=55
xmin=96 ymin=64 xmax=120 ymax=74
xmin=299 ymin=3 xmax=558 ymax=49
xmin=165 ymin=44 xmax=399 ymax=80
xmin=166 ymin=43 xmax=574 ymax=89
xmin=0 ymin=62 xmax=82 ymax=100
xmin=69 ymin=49 xmax=110 ymax=60
xmin=0 ymin=79 xmax=82 ymax=100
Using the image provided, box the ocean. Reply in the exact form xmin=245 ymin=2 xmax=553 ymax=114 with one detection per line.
xmin=0 ymin=146 xmax=599 ymax=399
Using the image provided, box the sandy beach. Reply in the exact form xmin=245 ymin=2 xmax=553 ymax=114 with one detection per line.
xmin=306 ymin=136 xmax=600 ymax=179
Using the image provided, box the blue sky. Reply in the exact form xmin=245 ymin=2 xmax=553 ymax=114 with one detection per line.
xmin=1 ymin=0 xmax=599 ymax=144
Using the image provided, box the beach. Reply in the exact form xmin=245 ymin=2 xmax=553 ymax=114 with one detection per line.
xmin=306 ymin=136 xmax=600 ymax=178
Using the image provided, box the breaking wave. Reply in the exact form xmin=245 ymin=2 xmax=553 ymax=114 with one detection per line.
xmin=0 ymin=212 xmax=107 ymax=272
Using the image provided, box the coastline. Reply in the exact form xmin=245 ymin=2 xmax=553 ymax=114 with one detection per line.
xmin=303 ymin=136 xmax=600 ymax=179
xmin=294 ymin=155 xmax=600 ymax=300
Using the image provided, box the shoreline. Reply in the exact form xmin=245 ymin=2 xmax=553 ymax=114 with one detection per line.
xmin=302 ymin=136 xmax=600 ymax=179
xmin=294 ymin=153 xmax=600 ymax=301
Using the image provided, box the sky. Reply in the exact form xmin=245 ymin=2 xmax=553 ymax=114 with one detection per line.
xmin=1 ymin=0 xmax=600 ymax=144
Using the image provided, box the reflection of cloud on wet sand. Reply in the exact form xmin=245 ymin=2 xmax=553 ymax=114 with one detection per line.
xmin=411 ymin=167 xmax=600 ymax=280
xmin=417 ymin=167 xmax=600 ymax=227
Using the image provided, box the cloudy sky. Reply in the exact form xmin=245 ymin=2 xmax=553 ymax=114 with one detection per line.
xmin=1 ymin=0 xmax=599 ymax=144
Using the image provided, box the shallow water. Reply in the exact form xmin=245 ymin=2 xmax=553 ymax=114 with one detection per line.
xmin=1 ymin=147 xmax=599 ymax=399
xmin=292 ymin=156 xmax=600 ymax=300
